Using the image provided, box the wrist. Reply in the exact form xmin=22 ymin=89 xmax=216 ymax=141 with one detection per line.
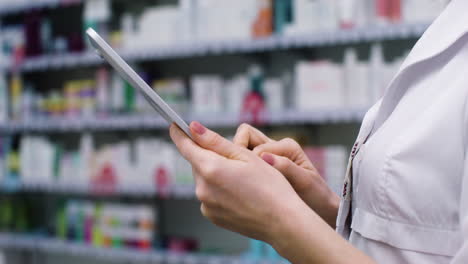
xmin=298 ymin=183 xmax=340 ymax=228
xmin=324 ymin=191 xmax=340 ymax=228
xmin=266 ymin=194 xmax=376 ymax=264
xmin=268 ymin=198 xmax=313 ymax=256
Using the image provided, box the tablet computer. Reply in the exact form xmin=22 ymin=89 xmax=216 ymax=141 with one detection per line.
xmin=86 ymin=28 xmax=193 ymax=139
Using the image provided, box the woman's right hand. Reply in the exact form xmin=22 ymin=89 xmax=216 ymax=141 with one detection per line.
xmin=233 ymin=124 xmax=340 ymax=228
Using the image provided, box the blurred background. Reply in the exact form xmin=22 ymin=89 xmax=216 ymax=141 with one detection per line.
xmin=0 ymin=0 xmax=450 ymax=263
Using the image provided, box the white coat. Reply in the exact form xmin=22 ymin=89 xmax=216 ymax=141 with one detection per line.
xmin=336 ymin=0 xmax=468 ymax=262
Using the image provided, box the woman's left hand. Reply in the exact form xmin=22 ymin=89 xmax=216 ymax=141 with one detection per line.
xmin=169 ymin=121 xmax=307 ymax=244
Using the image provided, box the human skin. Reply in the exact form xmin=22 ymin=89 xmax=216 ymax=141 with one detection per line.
xmin=169 ymin=121 xmax=375 ymax=264
xmin=232 ymin=123 xmax=340 ymax=228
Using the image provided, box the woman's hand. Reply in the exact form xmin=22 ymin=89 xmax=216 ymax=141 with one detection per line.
xmin=234 ymin=124 xmax=340 ymax=227
xmin=170 ymin=122 xmax=307 ymax=243
xmin=170 ymin=122 xmax=375 ymax=264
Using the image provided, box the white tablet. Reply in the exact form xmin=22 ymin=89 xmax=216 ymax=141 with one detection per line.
xmin=86 ymin=28 xmax=193 ymax=139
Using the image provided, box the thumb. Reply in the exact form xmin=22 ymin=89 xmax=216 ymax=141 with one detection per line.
xmin=189 ymin=121 xmax=247 ymax=161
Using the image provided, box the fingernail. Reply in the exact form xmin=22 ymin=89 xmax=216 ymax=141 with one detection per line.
xmin=191 ymin=121 xmax=207 ymax=135
xmin=262 ymin=153 xmax=275 ymax=166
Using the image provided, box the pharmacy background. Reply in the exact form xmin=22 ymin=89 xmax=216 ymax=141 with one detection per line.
xmin=0 ymin=0 xmax=449 ymax=264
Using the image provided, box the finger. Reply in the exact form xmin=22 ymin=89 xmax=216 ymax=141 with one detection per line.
xmin=200 ymin=204 xmax=226 ymax=229
xmin=170 ymin=123 xmax=214 ymax=165
xmin=233 ymin=123 xmax=273 ymax=149
xmin=190 ymin=121 xmax=248 ymax=161
xmin=192 ymin=167 xmax=201 ymax=185
xmin=200 ymin=203 xmax=211 ymax=219
xmin=261 ymin=152 xmax=313 ymax=191
xmin=253 ymin=138 xmax=314 ymax=170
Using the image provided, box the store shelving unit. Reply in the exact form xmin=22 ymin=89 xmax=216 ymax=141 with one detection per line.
xmin=0 ymin=108 xmax=368 ymax=134
xmin=0 ymin=0 xmax=82 ymax=16
xmin=5 ymin=22 xmax=429 ymax=73
xmin=0 ymin=2 xmax=434 ymax=263
xmin=2 ymin=182 xmax=196 ymax=198
xmin=0 ymin=233 xmax=284 ymax=264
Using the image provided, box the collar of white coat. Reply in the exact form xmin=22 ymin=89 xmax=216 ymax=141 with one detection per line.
xmin=371 ymin=0 xmax=468 ymax=136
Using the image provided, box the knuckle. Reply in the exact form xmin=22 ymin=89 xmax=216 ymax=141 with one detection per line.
xmin=195 ymin=186 xmax=209 ymax=203
xmin=282 ymin=137 xmax=297 ymax=146
xmin=201 ymin=164 xmax=220 ymax=182
xmin=200 ymin=205 xmax=218 ymax=224
xmin=281 ymin=138 xmax=301 ymax=153
xmin=238 ymin=123 xmax=252 ymax=131
xmin=235 ymin=124 xmax=250 ymax=139
xmin=206 ymin=133 xmax=223 ymax=148
xmin=236 ymin=123 xmax=252 ymax=136
xmin=276 ymin=156 xmax=292 ymax=171
xmin=253 ymin=145 xmax=271 ymax=157
xmin=252 ymin=145 xmax=264 ymax=156
xmin=200 ymin=204 xmax=210 ymax=218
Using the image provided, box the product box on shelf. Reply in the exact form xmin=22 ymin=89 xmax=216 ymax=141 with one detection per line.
xmin=294 ymin=44 xmax=406 ymax=111
xmin=0 ymin=70 xmax=6 ymax=123
xmin=0 ymin=196 xmax=30 ymax=233
xmin=191 ymin=75 xmax=223 ymax=114
xmin=295 ymin=60 xmax=344 ymax=110
xmin=57 ymin=200 xmax=156 ymax=250
xmin=0 ymin=137 xmax=5 ymax=185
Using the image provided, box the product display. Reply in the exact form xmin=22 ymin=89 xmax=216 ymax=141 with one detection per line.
xmin=1 ymin=25 xmax=25 ymax=67
xmin=83 ymin=0 xmax=111 ymax=43
xmin=0 ymin=138 xmax=4 ymax=185
xmin=4 ymin=45 xmax=404 ymax=123
xmin=190 ymin=75 xmax=223 ymax=114
xmin=402 ymin=0 xmax=450 ymax=23
xmin=17 ymin=134 xmax=194 ymax=192
xmin=2 ymin=67 xmax=272 ymax=121
xmin=4 ymin=131 xmax=348 ymax=199
xmin=56 ymin=200 xmax=155 ymax=250
xmin=0 ymin=197 xmax=30 ymax=233
xmin=1 ymin=130 xmax=348 ymax=199
xmin=2 ymin=137 xmax=19 ymax=191
xmin=0 ymin=1 xmax=450 ymax=263
xmin=294 ymin=45 xmax=405 ymax=111
xmin=0 ymin=70 xmax=6 ymax=123
xmin=0 ymin=0 xmax=448 ymax=63
xmin=1 ymin=10 xmax=85 ymax=66
xmin=118 ymin=0 xmax=449 ymax=48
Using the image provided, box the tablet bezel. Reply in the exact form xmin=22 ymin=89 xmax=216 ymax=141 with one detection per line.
xmin=86 ymin=28 xmax=193 ymax=139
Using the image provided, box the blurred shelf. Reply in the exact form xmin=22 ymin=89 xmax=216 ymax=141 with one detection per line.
xmin=0 ymin=108 xmax=367 ymax=134
xmin=8 ymin=23 xmax=429 ymax=73
xmin=1 ymin=182 xmax=196 ymax=199
xmin=0 ymin=233 xmax=286 ymax=264
xmin=0 ymin=0 xmax=82 ymax=16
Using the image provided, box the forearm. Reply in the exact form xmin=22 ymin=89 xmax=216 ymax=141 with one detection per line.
xmin=300 ymin=186 xmax=340 ymax=228
xmin=270 ymin=201 xmax=376 ymax=264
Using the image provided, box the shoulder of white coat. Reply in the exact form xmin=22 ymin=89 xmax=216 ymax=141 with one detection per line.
xmin=398 ymin=0 xmax=468 ymax=75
